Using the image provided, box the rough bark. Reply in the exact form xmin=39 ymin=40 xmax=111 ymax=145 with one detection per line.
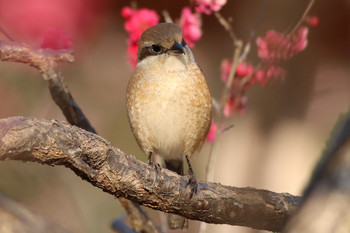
xmin=0 ymin=116 xmax=301 ymax=232
xmin=0 ymin=39 xmax=156 ymax=233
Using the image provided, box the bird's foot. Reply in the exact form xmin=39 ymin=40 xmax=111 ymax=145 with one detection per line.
xmin=185 ymin=155 xmax=198 ymax=198
xmin=147 ymin=153 xmax=161 ymax=172
xmin=186 ymin=174 xmax=198 ymax=198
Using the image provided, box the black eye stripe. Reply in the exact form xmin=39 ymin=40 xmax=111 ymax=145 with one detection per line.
xmin=138 ymin=45 xmax=166 ymax=61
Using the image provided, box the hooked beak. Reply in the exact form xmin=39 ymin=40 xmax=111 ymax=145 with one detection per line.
xmin=168 ymin=42 xmax=185 ymax=55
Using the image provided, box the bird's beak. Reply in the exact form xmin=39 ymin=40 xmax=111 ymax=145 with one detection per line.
xmin=168 ymin=42 xmax=185 ymax=54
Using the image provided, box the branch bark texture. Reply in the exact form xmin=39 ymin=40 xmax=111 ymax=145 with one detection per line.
xmin=0 ymin=116 xmax=300 ymax=232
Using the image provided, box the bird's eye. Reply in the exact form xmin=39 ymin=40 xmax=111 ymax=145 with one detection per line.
xmin=181 ymin=39 xmax=187 ymax=47
xmin=151 ymin=44 xmax=162 ymax=53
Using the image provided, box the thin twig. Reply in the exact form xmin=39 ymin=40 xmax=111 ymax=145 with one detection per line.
xmin=0 ymin=26 xmax=14 ymax=41
xmin=249 ymin=0 xmax=269 ymax=40
xmin=205 ymin=9 xmax=243 ymax=184
xmin=206 ymin=40 xmax=243 ymax=182
xmin=288 ymin=0 xmax=316 ymax=36
xmin=214 ymin=12 xmax=237 ymax=43
xmin=162 ymin=10 xmax=173 ymax=23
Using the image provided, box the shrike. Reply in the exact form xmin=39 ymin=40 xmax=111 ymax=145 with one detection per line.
xmin=126 ymin=23 xmax=212 ymax=229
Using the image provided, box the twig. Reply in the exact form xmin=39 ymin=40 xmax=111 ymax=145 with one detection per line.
xmin=0 ymin=26 xmax=14 ymax=41
xmin=288 ymin=0 xmax=316 ymax=36
xmin=162 ymin=10 xmax=173 ymax=23
xmin=214 ymin=12 xmax=237 ymax=43
xmin=0 ymin=40 xmax=97 ymax=134
xmin=206 ymin=9 xmax=243 ymax=183
xmin=0 ymin=116 xmax=301 ymax=232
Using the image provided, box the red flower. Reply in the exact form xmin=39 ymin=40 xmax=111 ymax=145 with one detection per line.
xmin=253 ymin=65 xmax=285 ymax=86
xmin=180 ymin=7 xmax=202 ymax=48
xmin=224 ymin=94 xmax=247 ymax=117
xmin=221 ymin=59 xmax=254 ymax=83
xmin=256 ymin=27 xmax=308 ymax=63
xmin=40 ymin=27 xmax=72 ymax=50
xmin=192 ymin=0 xmax=227 ymax=15
xmin=220 ymin=59 xmax=232 ymax=83
xmin=0 ymin=0 xmax=101 ymax=46
xmin=305 ymin=16 xmax=319 ymax=27
xmin=121 ymin=7 xmax=159 ymax=67
xmin=235 ymin=62 xmax=254 ymax=78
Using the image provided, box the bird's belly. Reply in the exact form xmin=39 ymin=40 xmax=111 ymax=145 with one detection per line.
xmin=145 ymin=96 xmax=188 ymax=159
xmin=127 ymin=66 xmax=211 ymax=161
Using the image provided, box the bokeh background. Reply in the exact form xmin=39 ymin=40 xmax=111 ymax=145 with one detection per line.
xmin=0 ymin=0 xmax=349 ymax=233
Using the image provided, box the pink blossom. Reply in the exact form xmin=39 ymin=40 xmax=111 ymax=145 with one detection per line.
xmin=220 ymin=59 xmax=232 ymax=82
xmin=206 ymin=121 xmax=217 ymax=142
xmin=192 ymin=0 xmax=227 ymax=15
xmin=253 ymin=65 xmax=285 ymax=86
xmin=121 ymin=7 xmax=159 ymax=67
xmin=256 ymin=27 xmax=308 ymax=63
xmin=235 ymin=62 xmax=254 ymax=77
xmin=224 ymin=95 xmax=247 ymax=117
xmin=0 ymin=0 xmax=102 ymax=46
xmin=180 ymin=7 xmax=202 ymax=48
xmin=253 ymin=70 xmax=268 ymax=86
xmin=40 ymin=27 xmax=72 ymax=50
xmin=290 ymin=27 xmax=308 ymax=55
xmin=221 ymin=59 xmax=254 ymax=82
xmin=305 ymin=16 xmax=319 ymax=27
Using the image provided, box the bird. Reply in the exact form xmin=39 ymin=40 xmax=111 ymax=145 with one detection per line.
xmin=126 ymin=22 xmax=212 ymax=229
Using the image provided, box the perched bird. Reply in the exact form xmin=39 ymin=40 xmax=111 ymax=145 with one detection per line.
xmin=126 ymin=23 xmax=212 ymax=229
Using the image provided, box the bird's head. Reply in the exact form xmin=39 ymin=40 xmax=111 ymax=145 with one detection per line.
xmin=137 ymin=23 xmax=194 ymax=66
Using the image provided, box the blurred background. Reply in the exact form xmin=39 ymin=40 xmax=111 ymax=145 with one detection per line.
xmin=0 ymin=0 xmax=349 ymax=233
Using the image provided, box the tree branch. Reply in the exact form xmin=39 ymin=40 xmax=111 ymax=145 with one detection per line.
xmin=0 ymin=39 xmax=157 ymax=233
xmin=0 ymin=40 xmax=96 ymax=134
xmin=0 ymin=116 xmax=301 ymax=232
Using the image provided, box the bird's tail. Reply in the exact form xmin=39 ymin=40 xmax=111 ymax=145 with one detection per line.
xmin=164 ymin=159 xmax=189 ymax=230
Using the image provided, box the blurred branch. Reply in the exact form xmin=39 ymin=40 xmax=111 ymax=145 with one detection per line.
xmin=0 ymin=39 xmax=156 ymax=233
xmin=0 ymin=40 xmax=96 ymax=133
xmin=162 ymin=10 xmax=173 ymax=23
xmin=0 ymin=193 xmax=74 ymax=233
xmin=214 ymin=12 xmax=237 ymax=43
xmin=0 ymin=26 xmax=14 ymax=41
xmin=288 ymin=0 xmax=316 ymax=36
xmin=0 ymin=116 xmax=301 ymax=232
xmin=283 ymin=110 xmax=350 ymax=233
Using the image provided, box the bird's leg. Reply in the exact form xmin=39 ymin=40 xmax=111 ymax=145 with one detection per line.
xmin=147 ymin=152 xmax=161 ymax=172
xmin=185 ymin=155 xmax=198 ymax=198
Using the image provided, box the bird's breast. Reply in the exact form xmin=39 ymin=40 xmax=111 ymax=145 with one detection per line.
xmin=127 ymin=62 xmax=212 ymax=160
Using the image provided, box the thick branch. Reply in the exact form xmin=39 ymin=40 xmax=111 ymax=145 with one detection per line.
xmin=0 ymin=39 xmax=154 ymax=232
xmin=0 ymin=40 xmax=74 ymax=70
xmin=0 ymin=116 xmax=301 ymax=232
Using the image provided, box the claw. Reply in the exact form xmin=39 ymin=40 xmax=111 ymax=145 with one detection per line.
xmin=185 ymin=155 xmax=198 ymax=198
xmin=147 ymin=152 xmax=161 ymax=172
xmin=187 ymin=175 xmax=198 ymax=198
